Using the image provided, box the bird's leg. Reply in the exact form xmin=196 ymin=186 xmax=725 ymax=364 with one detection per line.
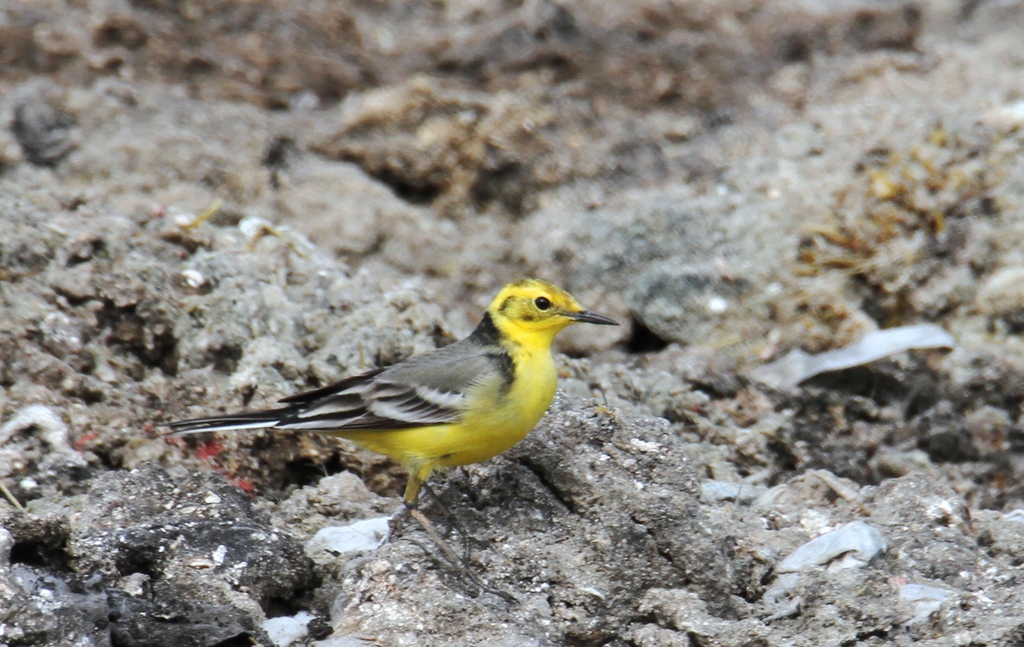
xmin=405 ymin=501 xmax=516 ymax=604
xmin=406 ymin=503 xmax=465 ymax=573
xmin=421 ymin=481 xmax=474 ymax=561
xmin=400 ymin=469 xmax=516 ymax=604
xmin=403 ymin=469 xmax=470 ymax=571
xmin=402 ymin=467 xmax=467 ymax=567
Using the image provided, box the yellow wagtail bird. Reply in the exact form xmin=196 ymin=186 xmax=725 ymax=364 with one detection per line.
xmin=168 ymin=279 xmax=618 ymax=511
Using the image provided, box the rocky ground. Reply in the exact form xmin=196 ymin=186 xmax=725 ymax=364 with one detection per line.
xmin=3 ymin=0 xmax=1024 ymax=645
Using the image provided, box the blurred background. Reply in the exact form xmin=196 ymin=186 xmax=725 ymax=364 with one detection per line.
xmin=4 ymin=1 xmax=1024 ymax=645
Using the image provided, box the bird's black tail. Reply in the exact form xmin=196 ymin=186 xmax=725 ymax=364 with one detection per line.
xmin=166 ymin=408 xmax=294 ymax=435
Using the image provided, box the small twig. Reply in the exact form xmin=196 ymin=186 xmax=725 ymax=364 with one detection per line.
xmin=182 ymin=199 xmax=222 ymax=231
xmin=0 ymin=480 xmax=24 ymax=510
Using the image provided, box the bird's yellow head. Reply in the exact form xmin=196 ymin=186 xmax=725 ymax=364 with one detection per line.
xmin=485 ymin=279 xmax=618 ymax=347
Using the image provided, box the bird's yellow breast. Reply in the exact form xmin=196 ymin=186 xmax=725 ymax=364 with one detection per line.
xmin=449 ymin=344 xmax=557 ymax=466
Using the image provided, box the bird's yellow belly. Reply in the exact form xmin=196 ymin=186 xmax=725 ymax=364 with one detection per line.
xmin=337 ymin=350 xmax=557 ymax=469
xmin=438 ymin=386 xmax=553 ymax=466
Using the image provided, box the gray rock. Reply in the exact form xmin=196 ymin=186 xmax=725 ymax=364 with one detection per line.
xmin=2 ymin=465 xmax=314 ymax=647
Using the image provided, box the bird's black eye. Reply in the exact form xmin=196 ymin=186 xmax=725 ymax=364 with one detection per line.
xmin=535 ymin=296 xmax=551 ymax=310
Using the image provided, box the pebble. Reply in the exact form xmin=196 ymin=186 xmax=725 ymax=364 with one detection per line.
xmin=264 ymin=611 xmax=313 ymax=647
xmin=306 ymin=517 xmax=391 ymax=558
xmin=776 ymin=520 xmax=887 ymax=573
xmin=765 ymin=520 xmax=888 ymax=604
xmin=700 ymin=480 xmax=767 ymax=505
xmin=899 ymin=583 xmax=956 ymax=625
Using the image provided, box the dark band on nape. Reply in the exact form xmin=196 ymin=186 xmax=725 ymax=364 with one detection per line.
xmin=472 ymin=312 xmax=502 ymax=345
xmin=488 ymin=349 xmax=515 ymax=394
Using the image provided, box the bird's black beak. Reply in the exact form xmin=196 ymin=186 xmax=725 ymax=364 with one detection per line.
xmin=570 ymin=310 xmax=619 ymax=326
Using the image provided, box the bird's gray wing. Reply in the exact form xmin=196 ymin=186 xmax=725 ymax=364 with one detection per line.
xmin=277 ymin=339 xmax=510 ymax=431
